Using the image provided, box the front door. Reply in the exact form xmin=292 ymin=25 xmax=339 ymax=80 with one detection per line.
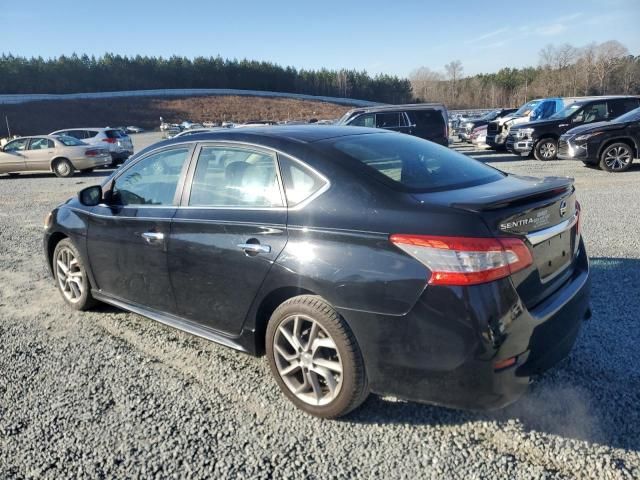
xmin=0 ymin=138 xmax=28 ymax=174
xmin=168 ymin=143 xmax=288 ymax=335
xmin=24 ymin=137 xmax=55 ymax=171
xmin=86 ymin=145 xmax=193 ymax=313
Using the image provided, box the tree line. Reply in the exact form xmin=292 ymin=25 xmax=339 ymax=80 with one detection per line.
xmin=410 ymin=40 xmax=640 ymax=109
xmin=0 ymin=53 xmax=413 ymax=104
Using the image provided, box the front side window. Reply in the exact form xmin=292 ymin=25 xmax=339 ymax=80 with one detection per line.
xmin=28 ymin=138 xmax=52 ymax=150
xmin=325 ymin=132 xmax=503 ymax=192
xmin=375 ymin=112 xmax=401 ymax=129
xmin=349 ymin=114 xmax=375 ymax=128
xmin=112 ymin=147 xmax=190 ymax=206
xmin=278 ymin=155 xmax=326 ymax=206
xmin=189 ymin=146 xmax=283 ymax=207
xmin=4 ymin=138 xmax=29 ymax=152
xmin=581 ymin=102 xmax=607 ymax=123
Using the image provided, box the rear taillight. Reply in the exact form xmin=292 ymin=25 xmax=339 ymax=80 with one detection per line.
xmin=85 ymin=148 xmax=102 ymax=156
xmin=102 ymin=138 xmax=117 ymax=144
xmin=390 ymin=234 xmax=533 ymax=286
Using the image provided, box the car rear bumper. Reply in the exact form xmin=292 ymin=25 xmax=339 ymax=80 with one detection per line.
xmin=340 ymin=238 xmax=590 ymax=410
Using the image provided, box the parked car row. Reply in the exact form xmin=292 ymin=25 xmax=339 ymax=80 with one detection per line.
xmin=478 ymin=95 xmax=640 ymax=171
xmin=0 ymin=127 xmax=134 ymax=177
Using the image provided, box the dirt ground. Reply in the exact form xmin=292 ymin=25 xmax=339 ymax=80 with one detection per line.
xmin=0 ymin=95 xmax=351 ymax=136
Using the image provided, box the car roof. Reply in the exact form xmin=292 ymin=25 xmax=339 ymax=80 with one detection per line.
xmin=344 ymin=103 xmax=445 ymax=115
xmin=50 ymin=127 xmax=115 ymax=132
xmin=10 ymin=135 xmax=59 ymax=140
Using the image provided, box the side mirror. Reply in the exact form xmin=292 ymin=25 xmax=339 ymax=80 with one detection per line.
xmin=78 ymin=185 xmax=103 ymax=206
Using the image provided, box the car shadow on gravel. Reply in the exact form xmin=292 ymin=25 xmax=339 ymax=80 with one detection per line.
xmin=344 ymin=257 xmax=640 ymax=453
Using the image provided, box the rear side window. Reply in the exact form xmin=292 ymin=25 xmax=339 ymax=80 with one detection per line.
xmin=28 ymin=138 xmax=52 ymax=150
xmin=188 ymin=146 xmax=283 ymax=207
xmin=609 ymin=99 xmax=640 ymax=118
xmin=58 ymin=135 xmax=85 ymax=146
xmin=278 ymin=155 xmax=327 ymax=206
xmin=406 ymin=110 xmax=445 ymax=131
xmin=86 ymin=130 xmax=99 ymax=138
xmin=66 ymin=130 xmax=86 ymax=139
xmin=326 ymin=132 xmax=503 ymax=192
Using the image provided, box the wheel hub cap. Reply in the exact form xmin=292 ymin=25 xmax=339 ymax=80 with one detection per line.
xmin=55 ymin=247 xmax=84 ymax=303
xmin=273 ymin=314 xmax=343 ymax=406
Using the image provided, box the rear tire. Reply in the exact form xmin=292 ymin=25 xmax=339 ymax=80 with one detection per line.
xmin=534 ymin=138 xmax=558 ymax=161
xmin=599 ymin=142 xmax=634 ymax=172
xmin=52 ymin=238 xmax=97 ymax=311
xmin=266 ymin=295 xmax=368 ymax=418
xmin=53 ymin=158 xmax=74 ymax=178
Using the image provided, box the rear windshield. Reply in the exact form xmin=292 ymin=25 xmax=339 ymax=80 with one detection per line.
xmin=325 ymin=132 xmax=503 ymax=192
xmin=105 ymin=129 xmax=124 ymax=138
xmin=57 ymin=135 xmax=85 ymax=146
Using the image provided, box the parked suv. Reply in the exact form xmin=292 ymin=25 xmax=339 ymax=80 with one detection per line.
xmin=50 ymin=128 xmax=134 ymax=165
xmin=486 ymin=98 xmax=580 ymax=150
xmin=336 ymin=104 xmax=449 ymax=146
xmin=558 ymin=106 xmax=640 ymax=172
xmin=507 ymin=96 xmax=640 ymax=160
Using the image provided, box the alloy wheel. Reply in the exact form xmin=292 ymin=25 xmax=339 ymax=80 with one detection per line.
xmin=604 ymin=146 xmax=632 ymax=171
xmin=55 ymin=247 xmax=84 ymax=303
xmin=539 ymin=141 xmax=556 ymax=159
xmin=273 ymin=314 xmax=343 ymax=406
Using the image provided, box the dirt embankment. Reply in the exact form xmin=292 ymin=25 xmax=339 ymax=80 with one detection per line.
xmin=0 ymin=95 xmax=351 ymax=136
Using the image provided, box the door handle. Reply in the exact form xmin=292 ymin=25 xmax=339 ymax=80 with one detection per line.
xmin=142 ymin=231 xmax=165 ymax=244
xmin=237 ymin=243 xmax=271 ymax=254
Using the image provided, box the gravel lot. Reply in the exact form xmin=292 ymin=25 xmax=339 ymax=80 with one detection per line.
xmin=1 ymin=132 xmax=639 ymax=479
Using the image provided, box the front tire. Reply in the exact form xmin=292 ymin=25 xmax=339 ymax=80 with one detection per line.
xmin=599 ymin=142 xmax=634 ymax=172
xmin=266 ymin=295 xmax=368 ymax=418
xmin=53 ymin=239 xmax=97 ymax=310
xmin=534 ymin=138 xmax=558 ymax=161
xmin=53 ymin=158 xmax=74 ymax=177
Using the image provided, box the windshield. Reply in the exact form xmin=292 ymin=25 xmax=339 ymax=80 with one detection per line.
xmin=550 ymin=103 xmax=584 ymax=120
xmin=514 ymin=101 xmax=540 ymax=117
xmin=336 ymin=111 xmax=359 ymax=125
xmin=57 ymin=135 xmax=86 ymax=146
xmin=323 ymin=132 xmax=503 ymax=192
xmin=614 ymin=106 xmax=640 ymax=123
xmin=480 ymin=110 xmax=500 ymax=121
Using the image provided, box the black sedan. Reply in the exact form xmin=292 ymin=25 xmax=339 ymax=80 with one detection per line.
xmin=558 ymin=107 xmax=640 ymax=172
xmin=44 ymin=126 xmax=591 ymax=418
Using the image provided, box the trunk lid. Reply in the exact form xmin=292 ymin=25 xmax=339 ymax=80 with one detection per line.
xmin=413 ymin=174 xmax=580 ymax=308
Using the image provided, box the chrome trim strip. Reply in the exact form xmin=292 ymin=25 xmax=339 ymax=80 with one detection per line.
xmin=525 ymin=213 xmax=578 ymax=246
xmin=92 ymin=291 xmax=247 ymax=352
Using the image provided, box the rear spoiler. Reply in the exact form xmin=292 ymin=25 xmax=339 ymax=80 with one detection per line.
xmin=451 ymin=177 xmax=574 ymax=212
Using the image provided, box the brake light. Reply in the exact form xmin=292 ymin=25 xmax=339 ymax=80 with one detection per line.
xmin=85 ymin=148 xmax=103 ymax=157
xmin=390 ymin=234 xmax=533 ymax=286
xmin=102 ymin=138 xmax=117 ymax=143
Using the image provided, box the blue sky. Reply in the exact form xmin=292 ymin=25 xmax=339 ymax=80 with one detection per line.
xmin=1 ymin=0 xmax=638 ymax=77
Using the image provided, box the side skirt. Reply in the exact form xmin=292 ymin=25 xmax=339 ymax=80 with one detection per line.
xmin=92 ymin=290 xmax=249 ymax=353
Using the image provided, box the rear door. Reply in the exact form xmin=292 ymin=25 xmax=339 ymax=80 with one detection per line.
xmin=168 ymin=143 xmax=288 ymax=335
xmin=375 ymin=112 xmax=404 ymax=132
xmin=24 ymin=137 xmax=54 ymax=171
xmin=608 ymin=98 xmax=640 ymax=119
